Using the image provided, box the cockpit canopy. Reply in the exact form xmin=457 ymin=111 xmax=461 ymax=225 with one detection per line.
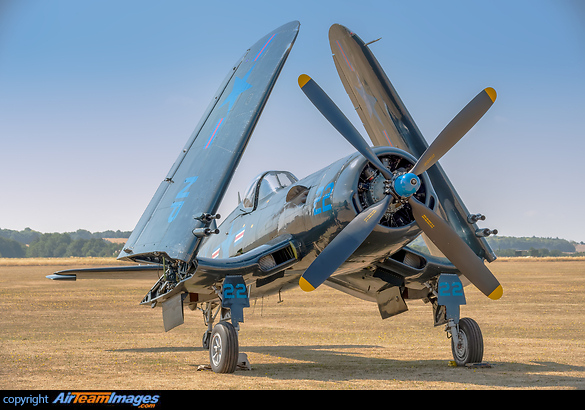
xmin=242 ymin=170 xmax=298 ymax=210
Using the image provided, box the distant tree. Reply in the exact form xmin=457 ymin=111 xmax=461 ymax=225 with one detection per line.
xmin=0 ymin=237 xmax=26 ymax=258
xmin=494 ymin=248 xmax=517 ymax=257
xmin=529 ymin=248 xmax=541 ymax=257
xmin=69 ymin=229 xmax=93 ymax=241
xmin=26 ymin=233 xmax=123 ymax=257
xmin=65 ymin=239 xmax=85 ymax=257
xmin=0 ymin=227 xmax=41 ymax=245
xmin=487 ymin=236 xmax=576 ymax=253
xmin=27 ymin=233 xmax=71 ymax=257
xmin=95 ymin=230 xmax=131 ymax=238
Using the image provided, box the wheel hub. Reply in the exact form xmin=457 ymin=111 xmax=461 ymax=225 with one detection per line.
xmin=453 ymin=329 xmax=469 ymax=361
xmin=210 ymin=333 xmax=223 ymax=367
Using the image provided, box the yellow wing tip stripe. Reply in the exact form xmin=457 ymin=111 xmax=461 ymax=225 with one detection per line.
xmin=299 ymin=276 xmax=315 ymax=292
xmin=488 ymin=285 xmax=503 ymax=300
xmin=298 ymin=74 xmax=311 ymax=88
xmin=485 ymin=87 xmax=497 ymax=103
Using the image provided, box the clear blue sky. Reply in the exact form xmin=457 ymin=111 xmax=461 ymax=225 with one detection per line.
xmin=1 ymin=0 xmax=584 ymax=242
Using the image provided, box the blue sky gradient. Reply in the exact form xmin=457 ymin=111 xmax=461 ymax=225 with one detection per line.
xmin=1 ymin=0 xmax=584 ymax=241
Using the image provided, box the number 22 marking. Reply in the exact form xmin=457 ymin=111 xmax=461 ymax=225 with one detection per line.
xmin=223 ymin=283 xmax=247 ymax=299
xmin=438 ymin=281 xmax=463 ymax=297
xmin=314 ymin=182 xmax=334 ymax=215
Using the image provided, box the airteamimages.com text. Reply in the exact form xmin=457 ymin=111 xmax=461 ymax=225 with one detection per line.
xmin=2 ymin=392 xmax=160 ymax=408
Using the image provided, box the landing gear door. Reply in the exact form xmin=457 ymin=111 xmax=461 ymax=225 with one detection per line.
xmin=162 ymin=293 xmax=185 ymax=332
xmin=437 ymin=273 xmax=466 ymax=324
xmin=376 ymin=286 xmax=408 ymax=319
xmin=221 ymin=275 xmax=250 ymax=327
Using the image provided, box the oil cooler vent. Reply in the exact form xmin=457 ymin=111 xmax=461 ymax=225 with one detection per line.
xmin=258 ymin=243 xmax=297 ymax=272
xmin=404 ymin=252 xmax=425 ymax=269
xmin=389 ymin=249 xmax=426 ymax=269
xmin=259 ymin=255 xmax=277 ymax=271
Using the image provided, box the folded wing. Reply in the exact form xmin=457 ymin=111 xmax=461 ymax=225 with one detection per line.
xmin=329 ymin=24 xmax=496 ymax=261
xmin=120 ymin=21 xmax=300 ymax=264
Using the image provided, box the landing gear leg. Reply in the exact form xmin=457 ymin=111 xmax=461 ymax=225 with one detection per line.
xmin=200 ymin=301 xmax=220 ymax=350
xmin=434 ymin=273 xmax=484 ymax=366
xmin=199 ymin=275 xmax=250 ymax=373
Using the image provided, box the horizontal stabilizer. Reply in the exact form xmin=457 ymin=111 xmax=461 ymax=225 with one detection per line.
xmin=46 ymin=264 xmax=162 ymax=281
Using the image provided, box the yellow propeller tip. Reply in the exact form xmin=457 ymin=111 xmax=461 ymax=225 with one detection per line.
xmin=299 ymin=276 xmax=315 ymax=292
xmin=485 ymin=87 xmax=497 ymax=103
xmin=488 ymin=285 xmax=503 ymax=300
xmin=298 ymin=74 xmax=312 ymax=88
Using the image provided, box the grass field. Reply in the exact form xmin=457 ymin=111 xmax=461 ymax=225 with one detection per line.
xmin=1 ymin=258 xmax=584 ymax=389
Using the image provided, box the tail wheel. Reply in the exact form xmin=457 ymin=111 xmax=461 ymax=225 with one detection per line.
xmin=209 ymin=322 xmax=239 ymax=373
xmin=451 ymin=317 xmax=484 ymax=366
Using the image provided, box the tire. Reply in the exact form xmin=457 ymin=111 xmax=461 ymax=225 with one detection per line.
xmin=451 ymin=317 xmax=483 ymax=366
xmin=209 ymin=322 xmax=239 ymax=373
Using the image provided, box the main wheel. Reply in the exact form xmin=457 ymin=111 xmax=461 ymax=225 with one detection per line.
xmin=451 ymin=317 xmax=483 ymax=366
xmin=209 ymin=322 xmax=239 ymax=373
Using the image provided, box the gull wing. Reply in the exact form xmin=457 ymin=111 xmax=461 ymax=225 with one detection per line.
xmin=120 ymin=21 xmax=300 ymax=264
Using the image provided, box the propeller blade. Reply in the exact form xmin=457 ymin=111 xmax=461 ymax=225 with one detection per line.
xmin=299 ymin=74 xmax=392 ymax=180
xmin=299 ymin=195 xmax=392 ymax=292
xmin=411 ymin=88 xmax=497 ymax=175
xmin=408 ymin=197 xmax=503 ymax=300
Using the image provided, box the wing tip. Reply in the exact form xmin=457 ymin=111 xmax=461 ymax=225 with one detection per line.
xmin=46 ymin=274 xmax=76 ymax=281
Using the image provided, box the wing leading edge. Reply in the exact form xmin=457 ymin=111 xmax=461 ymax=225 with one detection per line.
xmin=120 ymin=21 xmax=300 ymax=264
xmin=329 ymin=24 xmax=496 ymax=261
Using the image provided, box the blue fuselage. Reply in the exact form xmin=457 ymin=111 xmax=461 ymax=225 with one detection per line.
xmin=195 ymin=147 xmax=433 ymax=299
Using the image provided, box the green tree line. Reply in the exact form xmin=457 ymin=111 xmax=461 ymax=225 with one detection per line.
xmin=0 ymin=228 xmax=131 ymax=258
xmin=410 ymin=235 xmax=584 ymax=258
xmin=0 ymin=227 xmax=131 ymax=245
xmin=26 ymin=233 xmax=124 ymax=258
xmin=485 ymin=236 xmax=577 ymax=253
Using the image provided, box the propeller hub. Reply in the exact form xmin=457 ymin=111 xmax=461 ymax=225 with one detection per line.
xmin=394 ymin=173 xmax=421 ymax=197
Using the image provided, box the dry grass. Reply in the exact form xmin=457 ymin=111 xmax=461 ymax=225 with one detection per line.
xmin=1 ymin=259 xmax=584 ymax=390
xmin=497 ymin=256 xmax=585 ymax=262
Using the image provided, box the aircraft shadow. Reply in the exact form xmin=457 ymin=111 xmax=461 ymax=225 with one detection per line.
xmin=240 ymin=345 xmax=585 ymax=388
xmin=109 ymin=344 xmax=585 ymax=388
xmin=109 ymin=346 xmax=201 ymax=353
